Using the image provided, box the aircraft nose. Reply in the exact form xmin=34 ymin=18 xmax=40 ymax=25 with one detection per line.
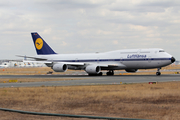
xmin=171 ymin=57 xmax=175 ymax=63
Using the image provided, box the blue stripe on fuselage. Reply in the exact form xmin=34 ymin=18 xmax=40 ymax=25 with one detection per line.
xmin=47 ymin=58 xmax=171 ymax=62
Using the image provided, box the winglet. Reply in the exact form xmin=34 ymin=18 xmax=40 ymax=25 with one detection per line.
xmin=31 ymin=32 xmax=56 ymax=55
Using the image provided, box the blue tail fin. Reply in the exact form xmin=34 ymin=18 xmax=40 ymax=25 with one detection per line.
xmin=31 ymin=32 xmax=56 ymax=55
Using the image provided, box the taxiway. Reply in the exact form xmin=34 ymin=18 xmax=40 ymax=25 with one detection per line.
xmin=0 ymin=74 xmax=180 ymax=88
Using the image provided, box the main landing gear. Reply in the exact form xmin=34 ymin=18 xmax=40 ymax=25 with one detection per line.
xmin=98 ymin=72 xmax=103 ymax=76
xmin=106 ymin=70 xmax=114 ymax=76
xmin=156 ymin=68 xmax=161 ymax=76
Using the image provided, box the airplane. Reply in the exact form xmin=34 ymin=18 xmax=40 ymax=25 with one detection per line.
xmin=18 ymin=32 xmax=175 ymax=76
xmin=0 ymin=62 xmax=9 ymax=68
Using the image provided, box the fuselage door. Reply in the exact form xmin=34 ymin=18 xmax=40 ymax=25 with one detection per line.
xmin=97 ymin=57 xmax=99 ymax=64
xmin=148 ymin=56 xmax=151 ymax=63
xmin=120 ymin=57 xmax=123 ymax=63
xmin=76 ymin=58 xmax=78 ymax=62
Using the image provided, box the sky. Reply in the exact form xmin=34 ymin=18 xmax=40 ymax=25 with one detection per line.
xmin=0 ymin=0 xmax=180 ymax=60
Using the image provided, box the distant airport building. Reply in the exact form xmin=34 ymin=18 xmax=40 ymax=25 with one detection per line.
xmin=0 ymin=60 xmax=45 ymax=68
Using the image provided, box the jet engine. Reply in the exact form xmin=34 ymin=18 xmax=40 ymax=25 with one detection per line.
xmin=125 ymin=69 xmax=138 ymax=72
xmin=52 ymin=63 xmax=68 ymax=72
xmin=85 ymin=65 xmax=101 ymax=74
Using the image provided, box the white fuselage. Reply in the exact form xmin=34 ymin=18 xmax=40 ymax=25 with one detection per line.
xmin=36 ymin=48 xmax=173 ymax=71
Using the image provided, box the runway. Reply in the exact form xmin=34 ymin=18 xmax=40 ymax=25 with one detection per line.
xmin=0 ymin=74 xmax=180 ymax=88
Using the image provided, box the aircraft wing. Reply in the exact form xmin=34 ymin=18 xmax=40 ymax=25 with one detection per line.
xmin=23 ymin=60 xmax=85 ymax=66
xmin=22 ymin=60 xmax=125 ymax=68
xmin=23 ymin=60 xmax=52 ymax=64
xmin=16 ymin=55 xmax=85 ymax=66
xmin=19 ymin=55 xmax=125 ymax=67
xmin=16 ymin=55 xmax=47 ymax=61
xmin=66 ymin=62 xmax=126 ymax=67
xmin=96 ymin=63 xmax=126 ymax=67
xmin=58 ymin=62 xmax=85 ymax=66
xmin=18 ymin=55 xmax=85 ymax=66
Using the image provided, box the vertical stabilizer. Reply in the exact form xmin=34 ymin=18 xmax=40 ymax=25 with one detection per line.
xmin=31 ymin=32 xmax=56 ymax=55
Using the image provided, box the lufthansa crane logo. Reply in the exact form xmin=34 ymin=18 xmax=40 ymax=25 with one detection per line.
xmin=35 ymin=38 xmax=43 ymax=50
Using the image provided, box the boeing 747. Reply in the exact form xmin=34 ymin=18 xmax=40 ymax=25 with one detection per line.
xmin=19 ymin=32 xmax=175 ymax=76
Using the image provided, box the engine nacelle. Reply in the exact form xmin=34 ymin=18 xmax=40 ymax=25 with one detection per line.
xmin=125 ymin=69 xmax=138 ymax=72
xmin=52 ymin=63 xmax=68 ymax=72
xmin=85 ymin=65 xmax=101 ymax=74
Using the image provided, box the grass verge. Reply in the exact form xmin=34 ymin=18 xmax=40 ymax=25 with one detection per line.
xmin=0 ymin=78 xmax=87 ymax=83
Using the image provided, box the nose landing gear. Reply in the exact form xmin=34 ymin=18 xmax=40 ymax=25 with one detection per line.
xmin=156 ymin=68 xmax=161 ymax=76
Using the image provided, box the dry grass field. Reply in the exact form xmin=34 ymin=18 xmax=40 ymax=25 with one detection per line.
xmin=0 ymin=78 xmax=85 ymax=83
xmin=0 ymin=82 xmax=180 ymax=120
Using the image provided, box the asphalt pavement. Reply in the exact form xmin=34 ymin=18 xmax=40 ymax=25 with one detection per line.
xmin=0 ymin=74 xmax=179 ymax=88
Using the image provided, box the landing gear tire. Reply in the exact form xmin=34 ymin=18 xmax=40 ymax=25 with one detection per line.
xmin=156 ymin=72 xmax=161 ymax=76
xmin=156 ymin=68 xmax=161 ymax=76
xmin=88 ymin=74 xmax=93 ymax=76
xmin=106 ymin=70 xmax=114 ymax=76
xmin=98 ymin=72 xmax=103 ymax=76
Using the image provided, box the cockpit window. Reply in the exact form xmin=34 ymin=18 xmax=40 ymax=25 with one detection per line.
xmin=159 ymin=50 xmax=165 ymax=52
